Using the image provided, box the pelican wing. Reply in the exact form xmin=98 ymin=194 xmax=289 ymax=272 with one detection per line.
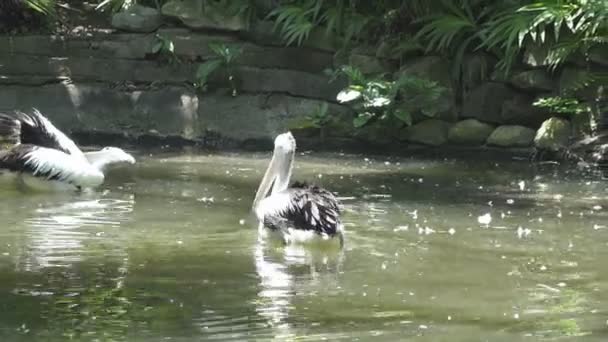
xmin=12 ymin=109 xmax=85 ymax=159
xmin=0 ymin=144 xmax=104 ymax=188
xmin=0 ymin=113 xmax=21 ymax=148
xmin=262 ymin=184 xmax=342 ymax=236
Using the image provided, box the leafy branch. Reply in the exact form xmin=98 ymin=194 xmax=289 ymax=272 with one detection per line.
xmin=332 ymin=65 xmax=445 ymax=128
xmin=151 ymin=34 xmax=179 ymax=64
xmin=195 ymin=43 xmax=243 ymax=96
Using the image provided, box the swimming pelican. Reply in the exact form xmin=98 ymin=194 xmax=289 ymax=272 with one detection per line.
xmin=0 ymin=108 xmax=135 ymax=191
xmin=252 ymin=132 xmax=344 ymax=246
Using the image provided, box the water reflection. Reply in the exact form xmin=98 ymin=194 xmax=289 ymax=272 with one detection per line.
xmin=16 ymin=193 xmax=135 ymax=271
xmin=4 ymin=192 xmax=137 ymax=340
xmin=253 ymin=238 xmax=345 ymax=340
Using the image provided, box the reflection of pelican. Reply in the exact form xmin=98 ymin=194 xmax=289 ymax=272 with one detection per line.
xmin=0 ymin=108 xmax=135 ymax=191
xmin=252 ymin=132 xmax=344 ymax=245
xmin=253 ymin=240 xmax=344 ymax=339
xmin=9 ymin=193 xmax=135 ymax=340
xmin=16 ymin=194 xmax=135 ymax=271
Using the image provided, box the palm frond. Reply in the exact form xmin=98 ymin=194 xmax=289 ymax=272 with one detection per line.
xmin=23 ymin=0 xmax=56 ymax=15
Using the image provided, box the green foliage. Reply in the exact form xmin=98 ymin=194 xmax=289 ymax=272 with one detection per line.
xmin=195 ymin=43 xmax=243 ymax=95
xmin=267 ymin=0 xmax=323 ymax=46
xmin=413 ymin=0 xmax=501 ymax=79
xmin=533 ymin=96 xmax=589 ymax=115
xmin=23 ymin=0 xmax=56 ymax=15
xmin=306 ymin=103 xmax=331 ymax=128
xmin=560 ymin=69 xmax=608 ymax=94
xmin=267 ymin=0 xmax=371 ymax=47
xmin=151 ymin=34 xmax=179 ymax=64
xmin=152 ymin=34 xmax=174 ymax=54
xmin=332 ymin=65 xmax=445 ymax=128
xmin=481 ymin=0 xmax=608 ymax=72
xmin=413 ymin=0 xmax=608 ymax=77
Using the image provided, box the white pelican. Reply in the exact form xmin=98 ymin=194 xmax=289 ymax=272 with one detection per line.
xmin=0 ymin=108 xmax=135 ymax=191
xmin=252 ymin=132 xmax=344 ymax=246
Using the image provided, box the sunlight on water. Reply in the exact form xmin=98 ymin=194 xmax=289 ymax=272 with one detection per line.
xmin=0 ymin=150 xmax=607 ymax=341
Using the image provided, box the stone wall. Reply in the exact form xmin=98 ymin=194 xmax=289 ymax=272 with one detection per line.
xmin=0 ymin=3 xmax=605 ymax=152
xmin=0 ymin=24 xmax=355 ymax=149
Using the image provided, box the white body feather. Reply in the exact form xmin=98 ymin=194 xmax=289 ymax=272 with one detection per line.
xmin=258 ymin=223 xmax=341 ymax=245
xmin=24 ymin=148 xmax=105 ymax=188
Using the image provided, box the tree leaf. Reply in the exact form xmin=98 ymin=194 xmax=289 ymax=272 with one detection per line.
xmin=151 ymin=42 xmax=163 ymax=54
xmin=336 ymin=88 xmax=362 ymax=103
xmin=393 ymin=109 xmax=412 ymax=126
xmin=353 ymin=113 xmax=374 ymax=128
xmin=196 ymin=59 xmax=223 ymax=86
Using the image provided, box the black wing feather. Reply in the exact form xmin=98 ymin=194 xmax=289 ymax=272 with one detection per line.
xmin=12 ymin=109 xmax=74 ymax=155
xmin=0 ymin=113 xmax=21 ymax=148
xmin=0 ymin=144 xmax=68 ymax=182
xmin=265 ymin=183 xmax=341 ymax=236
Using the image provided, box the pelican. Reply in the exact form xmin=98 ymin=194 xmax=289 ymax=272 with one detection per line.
xmin=252 ymin=132 xmax=344 ymax=246
xmin=0 ymin=108 xmax=135 ymax=191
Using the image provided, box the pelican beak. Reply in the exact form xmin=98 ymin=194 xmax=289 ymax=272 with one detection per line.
xmin=252 ymin=153 xmax=278 ymax=211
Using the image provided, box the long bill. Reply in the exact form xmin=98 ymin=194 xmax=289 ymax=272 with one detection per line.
xmin=84 ymin=150 xmax=135 ymax=171
xmin=252 ymin=154 xmax=279 ymax=211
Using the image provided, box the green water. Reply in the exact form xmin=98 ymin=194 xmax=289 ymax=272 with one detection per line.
xmin=0 ymin=150 xmax=607 ymax=341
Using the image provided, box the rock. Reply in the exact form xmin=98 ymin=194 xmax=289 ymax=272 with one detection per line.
xmin=301 ymin=26 xmax=339 ymax=52
xmin=0 ymin=35 xmax=58 ymax=56
xmin=376 ymin=40 xmax=395 ymax=60
xmin=156 ymin=28 xmax=333 ymax=72
xmin=244 ymin=21 xmax=338 ymax=51
xmin=589 ymin=45 xmax=608 ymax=66
xmin=161 ymin=0 xmax=248 ymax=31
xmin=461 ymin=53 xmax=497 ymax=95
xmin=96 ymin=34 xmax=156 ymax=59
xmin=354 ymin=116 xmax=403 ymax=145
xmin=236 ymin=45 xmax=333 ymax=73
xmin=487 ymin=125 xmax=536 ymax=147
xmin=0 ymin=84 xmax=200 ymax=136
xmin=559 ymin=66 xmax=593 ymax=94
xmin=0 ymin=84 xmax=353 ymax=145
xmin=349 ymin=53 xmax=385 ymax=74
xmin=534 ymin=117 xmax=572 ymax=151
xmin=396 ymin=56 xmax=457 ymax=122
xmin=462 ymin=82 xmax=518 ymax=124
xmin=501 ymin=94 xmax=551 ymax=127
xmin=227 ymin=66 xmax=345 ymax=102
xmin=111 ymin=5 xmax=162 ymax=33
xmin=252 ymin=0 xmax=275 ymax=13
xmin=198 ymin=93 xmax=352 ymax=142
xmin=401 ymin=119 xmax=451 ymax=146
xmin=447 ymin=119 xmax=495 ymax=145
xmin=243 ymin=20 xmax=283 ymax=46
xmin=508 ymin=70 xmax=554 ymax=92
xmin=0 ymin=54 xmax=196 ymax=84
xmin=397 ymin=56 xmax=451 ymax=86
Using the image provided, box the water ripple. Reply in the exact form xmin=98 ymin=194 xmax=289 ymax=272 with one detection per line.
xmin=17 ymin=195 xmax=135 ymax=271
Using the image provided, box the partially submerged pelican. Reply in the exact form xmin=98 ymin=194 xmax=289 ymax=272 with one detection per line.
xmin=0 ymin=108 xmax=135 ymax=191
xmin=252 ymin=132 xmax=344 ymax=246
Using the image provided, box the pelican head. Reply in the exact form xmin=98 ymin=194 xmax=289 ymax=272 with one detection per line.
xmin=85 ymin=147 xmax=136 ymax=171
xmin=101 ymin=147 xmax=136 ymax=164
xmin=252 ymin=132 xmax=296 ymax=210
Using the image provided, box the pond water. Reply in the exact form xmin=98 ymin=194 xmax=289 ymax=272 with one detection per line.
xmin=0 ymin=149 xmax=607 ymax=341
